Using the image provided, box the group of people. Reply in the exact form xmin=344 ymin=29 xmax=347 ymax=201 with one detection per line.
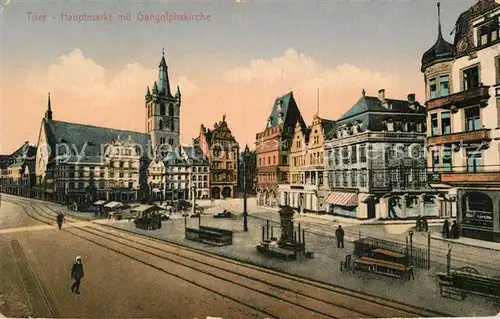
xmin=415 ymin=215 xmax=429 ymax=232
xmin=442 ymin=219 xmax=460 ymax=239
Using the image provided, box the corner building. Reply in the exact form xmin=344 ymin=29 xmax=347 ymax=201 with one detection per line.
xmin=423 ymin=0 xmax=500 ymax=241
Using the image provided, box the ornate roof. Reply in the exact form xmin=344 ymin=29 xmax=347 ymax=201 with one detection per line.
xmin=421 ymin=2 xmax=454 ymax=72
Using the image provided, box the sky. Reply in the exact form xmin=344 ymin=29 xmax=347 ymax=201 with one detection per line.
xmin=0 ymin=0 xmax=478 ymax=154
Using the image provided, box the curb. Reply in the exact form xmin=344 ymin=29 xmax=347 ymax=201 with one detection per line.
xmin=430 ymin=235 xmax=500 ymax=252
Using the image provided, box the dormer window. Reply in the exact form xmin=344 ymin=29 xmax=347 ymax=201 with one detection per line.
xmin=477 ymin=19 xmax=499 ymax=47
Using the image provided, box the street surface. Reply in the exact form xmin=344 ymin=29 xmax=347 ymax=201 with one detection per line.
xmin=0 ymin=194 xmax=458 ymax=318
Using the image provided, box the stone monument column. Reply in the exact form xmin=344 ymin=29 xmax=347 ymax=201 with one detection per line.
xmin=279 ymin=205 xmax=295 ymax=243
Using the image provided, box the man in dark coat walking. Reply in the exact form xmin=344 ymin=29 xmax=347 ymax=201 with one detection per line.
xmin=56 ymin=212 xmax=64 ymax=230
xmin=335 ymin=225 xmax=345 ymax=249
xmin=442 ymin=219 xmax=450 ymax=238
xmin=451 ymin=220 xmax=460 ymax=239
xmin=71 ymin=256 xmax=84 ymax=294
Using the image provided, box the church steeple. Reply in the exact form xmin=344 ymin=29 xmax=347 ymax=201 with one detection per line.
xmin=157 ymin=48 xmax=171 ymax=96
xmin=45 ymin=92 xmax=53 ymax=120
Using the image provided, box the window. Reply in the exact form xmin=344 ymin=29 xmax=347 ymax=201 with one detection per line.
xmin=463 ymin=66 xmax=480 ymax=91
xmin=351 ymin=145 xmax=357 ymax=164
xmin=160 ymin=102 xmax=165 ymax=115
xmin=439 ymin=76 xmax=449 ymax=96
xmin=496 ymin=56 xmax=500 ymax=84
xmin=431 ymin=114 xmax=439 ymax=136
xmin=351 ymin=169 xmax=358 ymax=187
xmin=359 ymin=144 xmax=366 ymax=163
xmin=443 ymin=146 xmax=452 ymax=172
xmin=273 ymin=156 xmax=276 ymax=164
xmin=169 ymin=138 xmax=174 ymax=145
xmin=168 ymin=104 xmax=174 ymax=116
xmin=441 ymin=112 xmax=451 ymax=135
xmin=432 ymin=150 xmax=439 ymax=170
xmin=159 ymin=119 xmax=163 ymax=130
xmin=429 ymin=78 xmax=437 ymax=99
xmin=334 ymin=149 xmax=340 ymax=165
xmin=465 ymin=106 xmax=480 ymax=131
xmin=466 ymin=148 xmax=482 ymax=172
xmin=360 ymin=169 xmax=367 ymax=187
xmin=342 ymin=147 xmax=349 ymax=165
xmin=477 ymin=21 xmax=499 ymax=46
xmin=342 ymin=170 xmax=348 ymax=187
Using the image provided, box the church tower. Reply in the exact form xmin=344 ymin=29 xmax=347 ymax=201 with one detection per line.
xmin=145 ymin=49 xmax=181 ymax=156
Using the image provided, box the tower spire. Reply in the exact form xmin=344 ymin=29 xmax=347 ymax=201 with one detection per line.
xmin=437 ymin=2 xmax=442 ymax=37
xmin=45 ymin=92 xmax=53 ymax=120
xmin=157 ymin=48 xmax=171 ymax=95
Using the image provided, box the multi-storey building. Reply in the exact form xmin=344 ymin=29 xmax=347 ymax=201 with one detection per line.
xmin=324 ymin=89 xmax=434 ymax=219
xmin=33 ymin=51 xmax=184 ymax=204
xmin=424 ymin=0 xmax=500 ymax=241
xmin=184 ymin=145 xmax=210 ymax=199
xmin=279 ymin=115 xmax=336 ymax=213
xmin=195 ymin=115 xmax=239 ymax=199
xmin=0 ymin=142 xmax=36 ymax=197
xmin=255 ymin=92 xmax=306 ymax=208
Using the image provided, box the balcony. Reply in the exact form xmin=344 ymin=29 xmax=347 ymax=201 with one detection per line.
xmin=425 ymin=85 xmax=490 ymax=111
xmin=427 ymin=165 xmax=500 ymax=185
xmin=427 ymin=129 xmax=491 ymax=146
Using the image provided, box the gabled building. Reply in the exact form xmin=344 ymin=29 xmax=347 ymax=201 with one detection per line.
xmin=279 ymin=115 xmax=336 ymax=213
xmin=195 ymin=115 xmax=239 ymax=199
xmin=255 ymin=92 xmax=306 ymax=208
xmin=324 ymin=89 xmax=434 ymax=219
xmin=423 ymin=0 xmax=500 ymax=241
xmin=0 ymin=142 xmax=37 ymax=197
xmin=183 ymin=145 xmax=210 ymax=199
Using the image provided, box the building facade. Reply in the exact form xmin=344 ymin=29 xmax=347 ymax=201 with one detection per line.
xmin=195 ymin=115 xmax=239 ymax=199
xmin=278 ymin=115 xmax=336 ymax=213
xmin=325 ymin=89 xmax=436 ymax=219
xmin=0 ymin=142 xmax=36 ymax=197
xmin=184 ymin=145 xmax=210 ymax=199
xmin=255 ymin=92 xmax=306 ymax=208
xmin=33 ymin=51 xmax=185 ymax=204
xmin=424 ymin=0 xmax=500 ymax=241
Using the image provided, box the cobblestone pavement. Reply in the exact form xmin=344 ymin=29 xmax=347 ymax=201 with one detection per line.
xmin=99 ymin=216 xmax=498 ymax=316
xmin=4 ymin=195 xmax=500 ymax=317
xmin=0 ymin=197 xmax=273 ymax=318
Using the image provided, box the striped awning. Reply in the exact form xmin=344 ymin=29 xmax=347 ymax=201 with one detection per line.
xmin=325 ymin=192 xmax=358 ymax=207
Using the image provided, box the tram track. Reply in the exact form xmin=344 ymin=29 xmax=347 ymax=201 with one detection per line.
xmin=2 ymin=196 xmax=451 ymax=318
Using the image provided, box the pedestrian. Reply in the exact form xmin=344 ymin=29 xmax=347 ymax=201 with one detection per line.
xmin=56 ymin=212 xmax=64 ymax=230
xmin=70 ymin=256 xmax=84 ymax=294
xmin=335 ymin=225 xmax=345 ymax=249
xmin=451 ymin=220 xmax=459 ymax=239
xmin=442 ymin=219 xmax=450 ymax=238
xmin=416 ymin=215 xmax=422 ymax=232
xmin=422 ymin=216 xmax=429 ymax=232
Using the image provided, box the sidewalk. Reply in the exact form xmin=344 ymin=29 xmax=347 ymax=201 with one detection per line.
xmin=431 ymin=234 xmax=500 ymax=252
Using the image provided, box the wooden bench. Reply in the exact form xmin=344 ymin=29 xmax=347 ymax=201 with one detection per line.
xmin=185 ymin=227 xmax=233 ymax=246
xmin=353 ymin=257 xmax=414 ymax=280
xmin=256 ymin=244 xmax=297 ymax=261
xmin=436 ymin=271 xmax=500 ymax=301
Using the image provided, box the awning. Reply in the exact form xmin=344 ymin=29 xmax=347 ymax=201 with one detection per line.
xmin=104 ymin=201 xmax=123 ymax=208
xmin=93 ymin=200 xmax=106 ymax=206
xmin=325 ymin=192 xmax=358 ymax=207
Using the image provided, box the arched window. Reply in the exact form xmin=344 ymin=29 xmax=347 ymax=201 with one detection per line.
xmin=168 ymin=103 xmax=174 ymax=116
xmin=160 ymin=102 xmax=166 ymax=115
xmin=159 ymin=119 xmax=163 ymax=130
xmin=170 ymin=120 xmax=174 ymax=132
xmin=463 ymin=192 xmax=493 ymax=228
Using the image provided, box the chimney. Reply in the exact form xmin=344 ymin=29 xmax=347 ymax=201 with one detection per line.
xmin=407 ymin=93 xmax=416 ymax=103
xmin=378 ymin=89 xmax=385 ymax=102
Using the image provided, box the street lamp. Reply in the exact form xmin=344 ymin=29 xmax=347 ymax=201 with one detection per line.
xmin=242 ymin=145 xmax=251 ymax=232
xmin=409 ymin=230 xmax=414 ymax=266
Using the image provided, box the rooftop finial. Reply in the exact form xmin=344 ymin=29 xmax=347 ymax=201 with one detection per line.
xmin=48 ymin=92 xmax=51 ymax=109
xmin=362 ymin=89 xmax=366 ymax=97
xmin=162 ymin=47 xmax=164 ymax=56
xmin=437 ymin=2 xmax=442 ymax=37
